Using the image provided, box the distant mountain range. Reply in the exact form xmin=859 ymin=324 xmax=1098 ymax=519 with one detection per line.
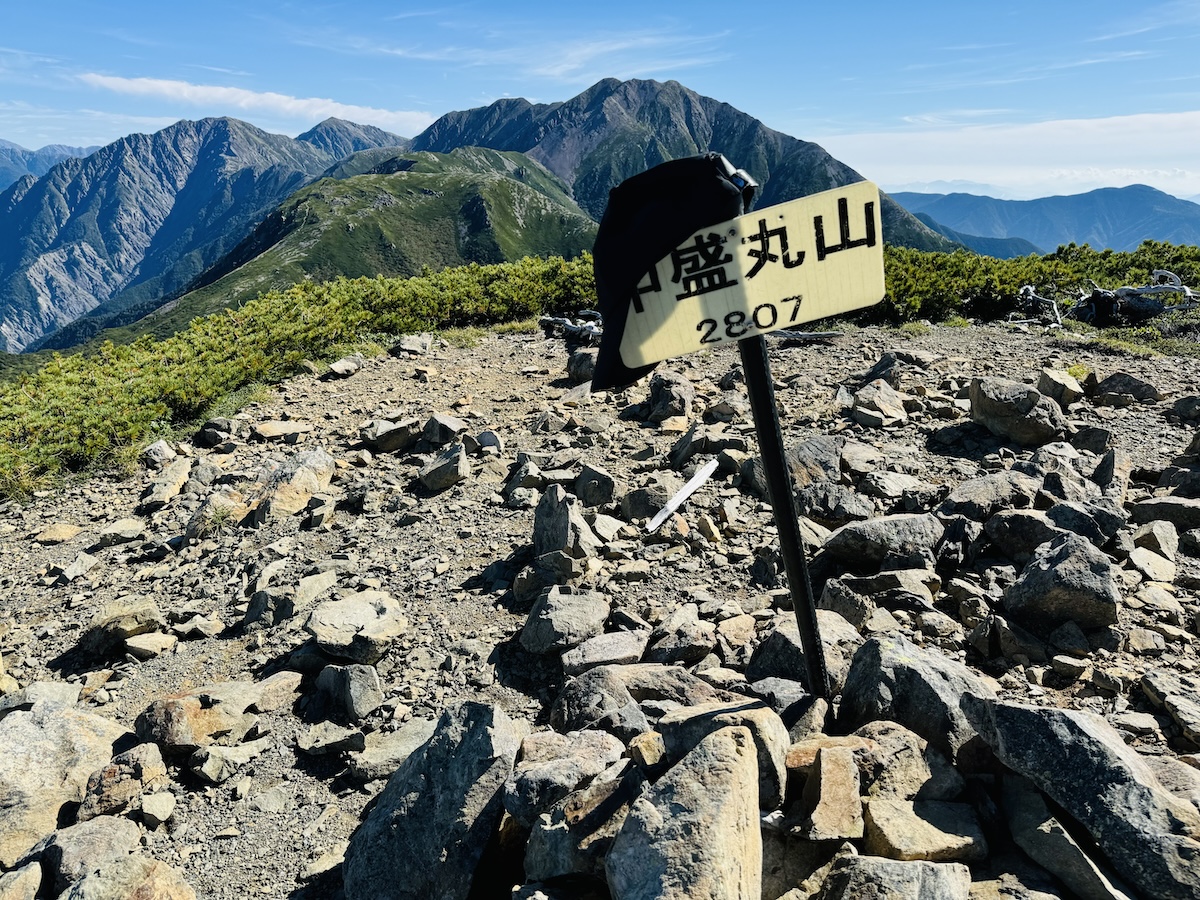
xmin=892 ymin=184 xmax=1200 ymax=255
xmin=1 ymin=117 xmax=406 ymax=353
xmin=1 ymin=77 xmax=962 ymax=355
xmin=0 ymin=139 xmax=100 ymax=190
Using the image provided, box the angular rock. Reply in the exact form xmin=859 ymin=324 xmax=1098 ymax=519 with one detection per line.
xmin=746 ymin=610 xmax=863 ymax=695
xmin=656 ymin=699 xmax=790 ymax=810
xmin=534 ymin=485 xmax=602 ymax=559
xmin=342 ymin=702 xmax=521 ymax=900
xmin=524 ymin=760 xmax=646 ymax=882
xmin=78 ymin=742 xmax=168 ymax=822
xmin=1130 ymin=496 xmax=1200 ymax=532
xmin=937 ymin=471 xmax=1042 ymax=521
xmin=315 ymin=663 xmax=384 ymax=722
xmin=0 ymin=704 xmax=130 ymax=867
xmin=361 ymin=417 xmax=422 ymax=453
xmin=560 ymin=630 xmax=650 ymax=676
xmin=61 ymin=855 xmax=196 ymax=900
xmin=423 ymin=412 xmax=468 ymax=446
xmin=854 ymin=379 xmax=909 ymax=428
xmin=800 ymin=746 xmax=864 ymax=840
xmin=520 ymin=586 xmax=610 ymax=655
xmin=347 ymin=717 xmax=438 ymax=782
xmin=863 ymin=799 xmax=987 ymax=862
xmin=970 ymin=377 xmax=1067 ymax=447
xmin=20 ymin=815 xmax=141 ymax=896
xmin=138 ymin=458 xmax=192 ymax=513
xmin=78 ymin=596 xmax=166 ymax=659
xmin=503 ymin=729 xmax=625 ymax=828
xmin=1038 ymin=368 xmax=1085 ymax=409
xmin=550 ymin=664 xmax=725 ymax=742
xmin=1003 ymin=775 xmax=1136 ymax=900
xmin=253 ymin=447 xmax=336 ymax=520
xmin=645 ymin=370 xmax=695 ymax=422
xmin=418 ymin=442 xmax=470 ymax=491
xmin=644 ymin=603 xmax=717 ymax=666
xmin=189 ymin=737 xmax=272 ymax=783
xmin=964 ymin=697 xmax=1200 ymax=900
xmin=822 ymin=514 xmax=945 ymax=568
xmin=841 ymin=633 xmax=997 ymax=772
xmin=811 ymin=852 xmax=971 ymax=900
xmin=853 ymin=720 xmax=964 ymax=801
xmin=606 ymin=726 xmax=761 ymax=899
xmin=1003 ymin=533 xmax=1121 ymax=628
xmin=305 ymin=590 xmax=407 ymax=663
xmin=1142 ymin=669 xmax=1200 ymax=746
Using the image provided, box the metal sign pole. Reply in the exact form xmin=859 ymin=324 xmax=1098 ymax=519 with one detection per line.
xmin=738 ymin=334 xmax=831 ymax=699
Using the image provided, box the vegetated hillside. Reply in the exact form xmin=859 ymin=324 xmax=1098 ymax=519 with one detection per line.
xmin=70 ymin=148 xmax=597 ymax=347
xmin=0 ymin=138 xmax=99 ymax=190
xmin=0 ymin=117 xmax=406 ymax=353
xmin=412 ymin=77 xmax=957 ymax=253
xmin=893 ymin=184 xmax=1200 ymax=253
xmin=914 ymin=213 xmax=1044 ymax=258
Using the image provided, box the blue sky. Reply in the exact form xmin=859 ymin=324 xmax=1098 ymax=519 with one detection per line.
xmin=3 ymin=0 xmax=1200 ymax=199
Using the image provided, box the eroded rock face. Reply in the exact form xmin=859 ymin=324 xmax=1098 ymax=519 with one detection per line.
xmin=342 ymin=702 xmax=521 ymax=900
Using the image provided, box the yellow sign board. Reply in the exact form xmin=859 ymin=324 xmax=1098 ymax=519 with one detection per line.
xmin=618 ymin=180 xmax=885 ymax=367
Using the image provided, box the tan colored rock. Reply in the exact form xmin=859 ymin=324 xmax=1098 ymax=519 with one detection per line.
xmin=61 ymin=855 xmax=196 ymax=900
xmin=864 ymin=798 xmax=988 ymax=862
xmin=33 ymin=523 xmax=83 ymax=544
xmin=799 ymin=746 xmax=863 ymax=841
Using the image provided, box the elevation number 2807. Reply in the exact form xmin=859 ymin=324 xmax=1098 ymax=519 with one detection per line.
xmin=696 ymin=295 xmax=803 ymax=345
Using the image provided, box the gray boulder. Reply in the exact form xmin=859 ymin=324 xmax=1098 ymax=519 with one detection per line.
xmin=1002 ymin=534 xmax=1121 ymax=628
xmin=964 ymin=697 xmax=1200 ymax=900
xmin=305 ymin=590 xmax=408 ymax=663
xmin=19 ymin=815 xmax=141 ymax=896
xmin=503 ymin=729 xmax=625 ymax=828
xmin=656 ymin=700 xmax=791 ymax=810
xmin=822 ymin=514 xmax=945 ymax=568
xmin=811 ymin=853 xmax=971 ymax=900
xmin=342 ymin=702 xmax=521 ymax=900
xmin=418 ymin=442 xmax=470 ymax=491
xmin=520 ymin=586 xmax=610 ymax=655
xmin=969 ymin=377 xmax=1066 ymax=447
xmin=0 ymin=704 xmax=130 ymax=868
xmin=534 ymin=486 xmax=602 ymax=559
xmin=840 ymin=633 xmax=997 ymax=772
xmin=550 ymin=664 xmax=726 ymax=742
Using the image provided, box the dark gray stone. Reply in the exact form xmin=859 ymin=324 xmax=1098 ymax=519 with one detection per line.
xmin=964 ymin=697 xmax=1200 ymax=900
xmin=823 ymin=513 xmax=945 ymax=568
xmin=1003 ymin=533 xmax=1121 ymax=628
xmin=342 ymin=702 xmax=521 ymax=900
xmin=970 ymin=377 xmax=1067 ymax=447
xmin=840 ymin=633 xmax=997 ymax=772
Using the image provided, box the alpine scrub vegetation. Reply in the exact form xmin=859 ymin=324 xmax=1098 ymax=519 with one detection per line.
xmin=3 ymin=238 xmax=1198 ymax=500
xmin=0 ymin=254 xmax=594 ymax=498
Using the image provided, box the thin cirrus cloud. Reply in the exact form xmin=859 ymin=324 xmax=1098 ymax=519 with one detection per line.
xmin=78 ymin=73 xmax=434 ymax=134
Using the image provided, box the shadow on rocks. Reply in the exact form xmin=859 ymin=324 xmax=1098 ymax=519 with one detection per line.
xmin=490 ymin=635 xmax=564 ymax=722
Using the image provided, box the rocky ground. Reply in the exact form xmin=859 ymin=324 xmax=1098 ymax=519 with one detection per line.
xmin=1 ymin=320 xmax=1199 ymax=900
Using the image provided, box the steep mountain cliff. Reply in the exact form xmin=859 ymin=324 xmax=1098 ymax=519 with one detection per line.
xmin=0 ymin=117 xmax=405 ymax=352
xmin=412 ymin=77 xmax=955 ymax=252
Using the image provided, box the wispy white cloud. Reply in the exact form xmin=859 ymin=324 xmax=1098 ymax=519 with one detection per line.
xmin=814 ymin=109 xmax=1200 ymax=199
xmin=296 ymin=24 xmax=729 ymax=86
xmin=77 ymin=74 xmax=434 ymax=134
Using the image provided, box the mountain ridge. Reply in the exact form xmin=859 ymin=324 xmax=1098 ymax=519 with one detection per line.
xmin=893 ymin=184 xmax=1200 ymax=253
xmin=0 ymin=116 xmax=406 ymax=352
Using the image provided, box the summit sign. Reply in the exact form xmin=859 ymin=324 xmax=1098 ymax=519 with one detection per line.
xmin=618 ymin=180 xmax=885 ymax=368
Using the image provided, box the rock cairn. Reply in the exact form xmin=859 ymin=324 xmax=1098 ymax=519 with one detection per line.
xmin=0 ymin=323 xmax=1199 ymax=899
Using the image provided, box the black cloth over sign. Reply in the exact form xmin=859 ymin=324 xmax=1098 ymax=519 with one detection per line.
xmin=590 ymin=153 xmax=755 ymax=392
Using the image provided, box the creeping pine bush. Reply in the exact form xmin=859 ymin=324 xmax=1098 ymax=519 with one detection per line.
xmin=878 ymin=240 xmax=1200 ymax=324
xmin=0 ymin=254 xmax=595 ymax=498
